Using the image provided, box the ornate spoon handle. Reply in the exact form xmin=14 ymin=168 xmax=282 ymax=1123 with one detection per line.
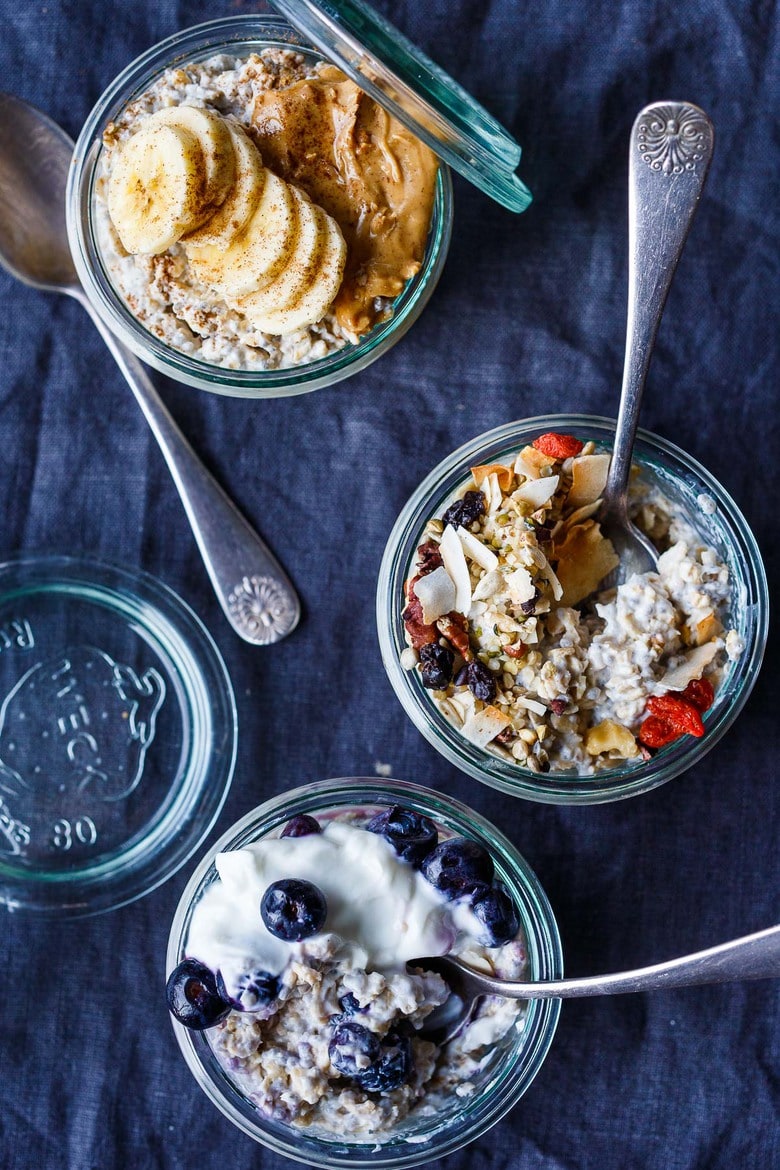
xmin=81 ymin=294 xmax=301 ymax=645
xmin=605 ymin=101 xmax=715 ymax=510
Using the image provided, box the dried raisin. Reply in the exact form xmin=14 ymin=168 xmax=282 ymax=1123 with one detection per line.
xmin=467 ymin=660 xmax=497 ymax=703
xmin=419 ymin=642 xmax=454 ymax=689
xmin=442 ymin=490 xmax=486 ymax=530
xmin=532 ymin=432 xmax=584 ymax=459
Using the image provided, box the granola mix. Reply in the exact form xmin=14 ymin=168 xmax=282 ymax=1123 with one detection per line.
xmin=400 ymin=432 xmax=744 ymax=775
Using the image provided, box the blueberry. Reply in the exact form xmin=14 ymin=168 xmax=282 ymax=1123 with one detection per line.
xmin=421 ymin=837 xmax=494 ymax=900
xmin=280 ymin=814 xmax=322 ymax=839
xmin=466 ymin=659 xmax=497 ymax=702
xmin=471 ymin=883 xmax=521 ymax=946
xmin=419 ymin=643 xmax=454 ymax=690
xmin=358 ymin=1032 xmax=413 ymax=1093
xmin=328 ymin=1024 xmax=414 ymax=1093
xmin=261 ymin=878 xmax=327 ymax=941
xmin=328 ymin=1021 xmax=381 ymax=1078
xmin=166 ymin=958 xmax=231 ymax=1031
xmin=217 ymin=966 xmax=280 ymax=1011
xmin=366 ymin=805 xmax=438 ymax=866
xmin=442 ymin=490 xmax=486 ymax=530
xmin=339 ymin=992 xmax=363 ymax=1016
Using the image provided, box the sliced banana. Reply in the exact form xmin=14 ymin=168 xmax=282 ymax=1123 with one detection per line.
xmin=189 ymin=170 xmax=300 ymax=298
xmin=184 ymin=122 xmax=265 ymax=248
xmin=234 ymin=187 xmax=324 ymax=320
xmin=242 ymin=211 xmax=347 ymax=334
xmin=152 ymin=105 xmax=235 ymax=221
xmin=107 ymin=121 xmax=207 ymax=255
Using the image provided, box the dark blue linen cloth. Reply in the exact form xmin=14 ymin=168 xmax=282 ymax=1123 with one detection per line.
xmin=0 ymin=1 xmax=777 ymax=1167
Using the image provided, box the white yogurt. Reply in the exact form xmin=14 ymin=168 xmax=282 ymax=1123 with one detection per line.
xmin=186 ymin=821 xmax=486 ymax=996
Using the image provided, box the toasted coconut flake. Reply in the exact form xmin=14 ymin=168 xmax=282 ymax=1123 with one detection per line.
xmin=535 ymin=549 xmax=564 ymax=601
xmin=514 ymin=445 xmax=555 ymax=478
xmin=472 ymin=569 xmax=503 ymax=603
xmin=461 ymin=704 xmax=512 ymax=747
xmin=506 ymin=565 xmax=536 ymax=605
xmin=567 ymin=499 xmax=603 ymax=526
xmin=554 ymin=520 xmax=619 ymax=606
xmin=470 ymin=463 xmax=513 ymax=492
xmin=413 ymin=565 xmax=457 ymax=624
xmin=693 ymin=612 xmax=720 ymax=646
xmin=568 ymin=453 xmax=611 ymax=507
xmin=585 ymin=720 xmax=639 ymax=758
xmin=656 ymin=642 xmax=719 ymax=692
xmin=439 ymin=525 xmax=472 ymax=615
xmin=485 ymin=472 xmax=502 ymax=515
xmin=515 ymin=474 xmax=560 ymax=509
xmin=457 ymin=526 xmax=499 ymax=571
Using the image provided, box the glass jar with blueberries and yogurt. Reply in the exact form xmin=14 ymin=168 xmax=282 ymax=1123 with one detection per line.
xmin=166 ymin=777 xmax=562 ymax=1167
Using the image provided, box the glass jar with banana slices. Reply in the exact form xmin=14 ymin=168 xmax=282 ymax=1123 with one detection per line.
xmin=67 ymin=9 xmax=532 ymax=398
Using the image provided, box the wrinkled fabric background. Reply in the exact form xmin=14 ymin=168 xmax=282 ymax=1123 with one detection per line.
xmin=0 ymin=1 xmax=778 ymax=1167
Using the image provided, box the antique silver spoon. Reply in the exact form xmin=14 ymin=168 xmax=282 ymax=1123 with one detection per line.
xmin=0 ymin=92 xmax=300 ymax=646
xmin=413 ymin=924 xmax=780 ymax=1045
xmin=599 ymin=101 xmax=715 ymax=584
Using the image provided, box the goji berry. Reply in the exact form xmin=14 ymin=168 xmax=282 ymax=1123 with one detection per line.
xmin=532 ymin=432 xmax=584 ymax=459
xmin=680 ymin=677 xmax=715 ymax=713
xmin=505 ymin=642 xmax=527 ymax=659
xmin=638 ymin=716 xmax=681 ymax=749
xmin=646 ymin=694 xmax=705 ymax=738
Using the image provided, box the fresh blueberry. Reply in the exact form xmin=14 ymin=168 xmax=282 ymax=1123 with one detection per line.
xmin=471 ymin=883 xmax=521 ymax=946
xmin=166 ymin=958 xmax=232 ymax=1030
xmin=466 ymin=659 xmax=497 ymax=702
xmin=442 ymin=490 xmax=486 ymax=530
xmin=339 ymin=992 xmax=363 ymax=1016
xmin=328 ymin=1021 xmax=381 ymax=1078
xmin=421 ymin=837 xmax=494 ymax=900
xmin=216 ymin=966 xmax=280 ymax=1011
xmin=419 ymin=642 xmax=454 ymax=690
xmin=280 ymin=814 xmax=322 ymax=839
xmin=366 ymin=805 xmax=438 ymax=866
xmin=261 ymin=878 xmax=327 ymax=941
xmin=358 ymin=1032 xmax=414 ymax=1093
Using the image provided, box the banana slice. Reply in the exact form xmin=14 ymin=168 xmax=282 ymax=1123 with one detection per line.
xmin=107 ymin=121 xmax=207 ymax=255
xmin=184 ymin=122 xmax=265 ymax=248
xmin=241 ymin=212 xmax=347 ymax=335
xmin=189 ymin=171 xmax=299 ymax=298
xmin=152 ymin=106 xmax=235 ymax=221
xmin=233 ymin=187 xmax=325 ymax=320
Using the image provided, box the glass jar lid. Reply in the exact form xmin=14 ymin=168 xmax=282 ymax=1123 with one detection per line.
xmin=269 ymin=0 xmax=532 ymax=213
xmin=0 ymin=557 xmax=237 ymax=917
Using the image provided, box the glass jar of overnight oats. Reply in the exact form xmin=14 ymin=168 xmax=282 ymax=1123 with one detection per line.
xmin=377 ymin=415 xmax=769 ymax=805
xmin=66 ymin=10 xmax=529 ymax=399
xmin=166 ymin=778 xmax=562 ymax=1167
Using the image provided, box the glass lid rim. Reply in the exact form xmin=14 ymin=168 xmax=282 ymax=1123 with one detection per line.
xmin=268 ymin=0 xmax=532 ymax=212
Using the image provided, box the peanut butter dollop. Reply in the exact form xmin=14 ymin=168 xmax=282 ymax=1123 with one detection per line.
xmin=251 ymin=65 xmax=439 ymax=337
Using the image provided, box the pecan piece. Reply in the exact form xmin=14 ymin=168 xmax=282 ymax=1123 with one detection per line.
xmin=436 ymin=611 xmax=471 ymax=659
xmin=415 ymin=540 xmax=443 ymax=576
xmin=402 ymin=581 xmax=437 ymax=649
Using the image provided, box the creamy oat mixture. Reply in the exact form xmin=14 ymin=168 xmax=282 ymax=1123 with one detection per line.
xmin=96 ymin=48 xmax=436 ymax=371
xmin=97 ymin=51 xmax=350 ymax=370
xmin=172 ymin=809 xmax=526 ymax=1140
xmin=400 ymin=432 xmax=744 ymax=775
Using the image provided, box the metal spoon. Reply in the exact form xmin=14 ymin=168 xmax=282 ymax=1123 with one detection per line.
xmin=0 ymin=92 xmax=300 ymax=646
xmin=599 ymin=101 xmax=715 ymax=583
xmin=412 ymin=923 xmax=780 ymax=1045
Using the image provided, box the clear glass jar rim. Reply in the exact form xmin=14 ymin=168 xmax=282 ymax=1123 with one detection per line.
xmin=65 ymin=14 xmax=454 ymax=398
xmin=166 ymin=777 xmax=563 ymax=1167
xmin=376 ymin=414 xmax=769 ymax=805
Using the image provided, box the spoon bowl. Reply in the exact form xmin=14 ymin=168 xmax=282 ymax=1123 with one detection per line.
xmin=0 ymin=92 xmax=300 ymax=645
xmin=412 ymin=923 xmax=780 ymax=1044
